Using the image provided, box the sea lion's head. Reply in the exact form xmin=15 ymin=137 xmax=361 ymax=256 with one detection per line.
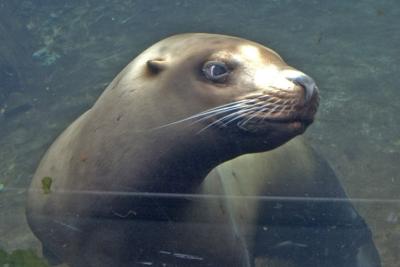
xmin=114 ymin=33 xmax=319 ymax=154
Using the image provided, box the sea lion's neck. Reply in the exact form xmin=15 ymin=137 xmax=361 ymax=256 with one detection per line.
xmin=82 ymin=92 xmax=242 ymax=193
xmin=130 ymin=128 xmax=238 ymax=193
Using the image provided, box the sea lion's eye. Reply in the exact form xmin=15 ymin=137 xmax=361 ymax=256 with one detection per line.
xmin=202 ymin=61 xmax=229 ymax=82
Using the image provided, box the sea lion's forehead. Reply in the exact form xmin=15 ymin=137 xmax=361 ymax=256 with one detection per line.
xmin=211 ymin=44 xmax=283 ymax=65
xmin=238 ymin=44 xmax=283 ymax=62
xmin=154 ymin=34 xmax=283 ymax=63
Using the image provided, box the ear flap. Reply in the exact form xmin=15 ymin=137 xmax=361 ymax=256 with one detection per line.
xmin=146 ymin=58 xmax=168 ymax=74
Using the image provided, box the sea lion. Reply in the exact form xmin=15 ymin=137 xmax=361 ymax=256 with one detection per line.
xmin=26 ymin=33 xmax=381 ymax=267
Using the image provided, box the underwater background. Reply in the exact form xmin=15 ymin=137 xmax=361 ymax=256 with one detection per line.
xmin=0 ymin=0 xmax=399 ymax=266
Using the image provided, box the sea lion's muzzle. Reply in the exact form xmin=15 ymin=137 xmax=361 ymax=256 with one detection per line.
xmin=225 ymin=67 xmax=319 ymax=135
xmin=280 ymin=69 xmax=320 ymax=126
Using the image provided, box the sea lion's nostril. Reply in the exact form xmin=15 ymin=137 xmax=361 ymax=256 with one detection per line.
xmin=281 ymin=70 xmax=318 ymax=104
xmin=291 ymin=75 xmax=317 ymax=104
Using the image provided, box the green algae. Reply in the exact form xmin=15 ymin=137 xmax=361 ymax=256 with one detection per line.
xmin=41 ymin=176 xmax=53 ymax=194
xmin=0 ymin=249 xmax=49 ymax=267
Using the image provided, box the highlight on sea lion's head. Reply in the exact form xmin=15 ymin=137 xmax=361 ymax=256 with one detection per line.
xmin=118 ymin=33 xmax=319 ymax=152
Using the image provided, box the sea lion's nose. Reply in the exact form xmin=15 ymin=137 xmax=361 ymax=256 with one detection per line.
xmin=290 ymin=74 xmax=318 ymax=104
xmin=282 ymin=70 xmax=318 ymax=104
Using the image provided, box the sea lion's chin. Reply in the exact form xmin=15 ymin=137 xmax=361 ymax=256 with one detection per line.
xmin=221 ymin=118 xmax=314 ymax=153
xmin=238 ymin=118 xmax=311 ymax=135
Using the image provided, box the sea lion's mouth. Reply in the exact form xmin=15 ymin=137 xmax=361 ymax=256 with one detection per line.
xmin=203 ymin=102 xmax=317 ymax=137
xmin=235 ymin=117 xmax=311 ymax=135
xmin=220 ymin=113 xmax=317 ymax=153
xmin=212 ymin=97 xmax=318 ymax=134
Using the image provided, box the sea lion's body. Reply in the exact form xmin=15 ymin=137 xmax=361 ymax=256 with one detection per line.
xmin=26 ymin=34 xmax=380 ymax=267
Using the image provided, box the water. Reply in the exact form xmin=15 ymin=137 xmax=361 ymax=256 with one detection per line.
xmin=0 ymin=0 xmax=399 ymax=266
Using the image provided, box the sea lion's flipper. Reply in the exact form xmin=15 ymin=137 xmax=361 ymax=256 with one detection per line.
xmin=252 ymin=202 xmax=381 ymax=267
xmin=251 ymin=140 xmax=382 ymax=267
xmin=216 ymin=137 xmax=381 ymax=267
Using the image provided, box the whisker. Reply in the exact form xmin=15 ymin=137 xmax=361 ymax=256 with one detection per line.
xmin=237 ymin=103 xmax=272 ymax=127
xmin=152 ymin=99 xmax=253 ymax=129
xmin=222 ymin=111 xmax=257 ymax=128
xmin=154 ymin=104 xmax=244 ymax=129
xmin=196 ymin=108 xmax=256 ymax=134
xmin=196 ymin=99 xmax=252 ymax=114
xmin=223 ymin=105 xmax=268 ymax=126
xmin=186 ymin=104 xmax=246 ymax=126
